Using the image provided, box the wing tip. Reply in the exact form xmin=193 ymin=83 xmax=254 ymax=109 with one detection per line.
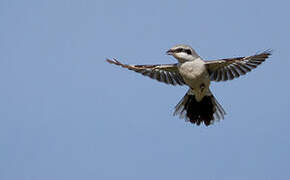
xmin=259 ymin=49 xmax=273 ymax=57
xmin=106 ymin=58 xmax=121 ymax=65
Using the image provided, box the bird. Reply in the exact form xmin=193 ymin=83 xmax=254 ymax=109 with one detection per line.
xmin=106 ymin=45 xmax=271 ymax=126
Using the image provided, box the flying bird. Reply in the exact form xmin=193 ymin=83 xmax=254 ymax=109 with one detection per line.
xmin=106 ymin=45 xmax=271 ymax=126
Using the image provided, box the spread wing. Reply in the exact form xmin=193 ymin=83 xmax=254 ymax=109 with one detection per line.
xmin=106 ymin=58 xmax=186 ymax=85
xmin=205 ymin=50 xmax=272 ymax=82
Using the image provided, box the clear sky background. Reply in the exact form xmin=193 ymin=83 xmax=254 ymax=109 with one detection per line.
xmin=1 ymin=0 xmax=290 ymax=179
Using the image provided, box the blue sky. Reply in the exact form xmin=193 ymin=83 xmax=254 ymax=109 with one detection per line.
xmin=1 ymin=0 xmax=290 ymax=179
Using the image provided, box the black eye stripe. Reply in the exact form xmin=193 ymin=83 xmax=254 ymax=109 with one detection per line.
xmin=184 ymin=49 xmax=192 ymax=55
xmin=173 ymin=48 xmax=192 ymax=55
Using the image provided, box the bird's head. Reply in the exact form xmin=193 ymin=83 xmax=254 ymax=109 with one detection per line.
xmin=166 ymin=44 xmax=199 ymax=63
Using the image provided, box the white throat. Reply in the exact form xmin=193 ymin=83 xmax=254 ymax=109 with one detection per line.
xmin=173 ymin=52 xmax=199 ymax=63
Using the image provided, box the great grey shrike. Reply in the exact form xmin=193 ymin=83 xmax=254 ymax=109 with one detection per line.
xmin=106 ymin=45 xmax=271 ymax=126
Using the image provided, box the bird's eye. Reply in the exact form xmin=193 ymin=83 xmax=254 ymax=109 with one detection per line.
xmin=176 ymin=48 xmax=183 ymax=53
xmin=184 ymin=49 xmax=192 ymax=55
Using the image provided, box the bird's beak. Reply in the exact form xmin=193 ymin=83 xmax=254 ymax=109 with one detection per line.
xmin=166 ymin=49 xmax=174 ymax=55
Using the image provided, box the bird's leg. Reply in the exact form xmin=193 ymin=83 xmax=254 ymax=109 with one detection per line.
xmin=200 ymin=83 xmax=205 ymax=93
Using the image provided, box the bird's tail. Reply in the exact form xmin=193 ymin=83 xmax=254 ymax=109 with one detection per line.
xmin=174 ymin=90 xmax=226 ymax=126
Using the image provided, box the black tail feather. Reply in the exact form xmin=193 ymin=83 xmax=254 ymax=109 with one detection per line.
xmin=174 ymin=92 xmax=225 ymax=126
xmin=184 ymin=95 xmax=214 ymax=126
